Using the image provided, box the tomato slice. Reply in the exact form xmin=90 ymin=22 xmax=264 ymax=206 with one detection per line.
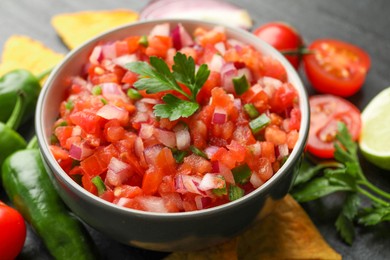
xmin=304 ymin=39 xmax=370 ymax=97
xmin=307 ymin=95 xmax=361 ymax=158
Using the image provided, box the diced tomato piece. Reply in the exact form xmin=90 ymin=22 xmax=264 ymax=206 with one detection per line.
xmin=194 ymin=28 xmax=226 ymax=47
xmin=82 ymin=174 xmax=97 ymax=195
xmin=54 ymin=126 xmax=74 ymax=148
xmin=146 ymin=36 xmax=172 ymax=58
xmin=125 ymin=36 xmax=141 ymax=53
xmin=289 ymin=107 xmax=301 ymax=131
xmin=69 ymin=110 xmax=103 ymax=135
xmin=115 ymin=41 xmax=129 ymax=56
xmin=210 ymin=147 xmax=236 ymax=169
xmin=261 ymin=56 xmax=287 ymax=82
xmin=156 ymin=147 xmax=177 ymax=175
xmin=253 ymin=158 xmax=273 ymax=182
xmin=50 ymin=145 xmax=69 ymax=161
xmin=196 ymin=71 xmax=221 ymax=104
xmin=260 ymin=141 xmax=276 ymax=163
xmin=183 ymin=154 xmax=212 ymax=174
xmin=232 ymin=125 xmax=256 ymax=145
xmin=100 ymin=190 xmax=115 ymax=202
xmin=121 ymin=71 xmax=139 ymax=85
xmin=190 ymin=120 xmax=208 ymax=149
xmin=226 ymin=140 xmax=246 ymax=163
xmin=269 ymin=83 xmax=298 ymax=113
xmin=287 ymin=130 xmax=299 ymax=149
xmin=142 ymin=167 xmax=164 ymax=195
xmin=265 ymin=125 xmax=287 ymax=145
xmin=114 ymin=185 xmax=143 ymax=198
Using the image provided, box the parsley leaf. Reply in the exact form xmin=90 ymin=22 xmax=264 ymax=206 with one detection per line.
xmin=291 ymin=122 xmax=390 ymax=245
xmin=154 ymin=94 xmax=199 ymax=121
xmin=126 ymin=52 xmax=210 ymax=120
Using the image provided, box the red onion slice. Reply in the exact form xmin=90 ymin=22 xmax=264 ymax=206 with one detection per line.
xmin=140 ymin=0 xmax=253 ymax=30
xmin=69 ymin=142 xmax=94 ymax=161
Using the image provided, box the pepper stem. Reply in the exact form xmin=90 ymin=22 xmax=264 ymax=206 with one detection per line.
xmin=36 ymin=67 xmax=53 ymax=81
xmin=6 ymin=92 xmax=25 ymax=130
xmin=27 ymin=136 xmax=39 ymax=149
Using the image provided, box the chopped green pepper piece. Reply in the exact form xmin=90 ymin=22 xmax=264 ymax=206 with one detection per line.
xmin=190 ymin=145 xmax=208 ymax=159
xmin=249 ymin=113 xmax=270 ymax=134
xmin=91 ymin=85 xmax=102 ymax=95
xmin=172 ymin=149 xmax=188 ymax=163
xmin=233 ymin=74 xmax=250 ymax=95
xmin=139 ymin=35 xmax=148 ymax=47
xmin=127 ymin=88 xmax=142 ymax=100
xmin=100 ymin=98 xmax=108 ymax=105
xmin=65 ymin=100 xmax=74 ymax=111
xmin=229 ymin=185 xmax=245 ymax=201
xmin=232 ymin=163 xmax=251 ymax=184
xmin=244 ymin=103 xmax=259 ymax=119
xmin=91 ymin=176 xmax=106 ymax=196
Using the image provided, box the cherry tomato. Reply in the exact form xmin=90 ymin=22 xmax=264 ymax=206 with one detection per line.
xmin=307 ymin=95 xmax=361 ymax=158
xmin=304 ymin=39 xmax=370 ymax=97
xmin=0 ymin=201 xmax=26 ymax=260
xmin=253 ymin=22 xmax=303 ymax=69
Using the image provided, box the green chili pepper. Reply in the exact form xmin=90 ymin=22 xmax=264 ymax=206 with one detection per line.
xmin=0 ymin=93 xmax=27 ymax=167
xmin=0 ymin=68 xmax=49 ymax=124
xmin=1 ymin=138 xmax=98 ymax=260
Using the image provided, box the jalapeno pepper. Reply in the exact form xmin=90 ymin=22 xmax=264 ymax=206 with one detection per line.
xmin=1 ymin=138 xmax=98 ymax=260
xmin=0 ymin=93 xmax=27 ymax=167
xmin=0 ymin=68 xmax=49 ymax=124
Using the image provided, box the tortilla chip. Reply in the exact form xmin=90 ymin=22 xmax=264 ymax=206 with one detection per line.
xmin=0 ymin=35 xmax=64 ymax=79
xmin=166 ymin=195 xmax=341 ymax=260
xmin=51 ymin=9 xmax=139 ymax=49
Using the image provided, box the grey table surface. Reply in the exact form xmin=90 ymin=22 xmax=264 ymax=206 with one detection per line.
xmin=1 ymin=0 xmax=390 ymax=259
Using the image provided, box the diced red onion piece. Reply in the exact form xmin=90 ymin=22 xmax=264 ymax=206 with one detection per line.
xmin=136 ymin=196 xmax=168 ymax=213
xmin=181 ymin=175 xmax=203 ymax=195
xmin=237 ymin=67 xmax=252 ymax=83
xmin=198 ymin=173 xmax=225 ymax=191
xmin=212 ymin=107 xmax=227 ymax=124
xmin=249 ymin=141 xmax=262 ymax=157
xmin=227 ymin=39 xmax=245 ymax=48
xmin=71 ymin=125 xmax=82 ymax=136
xmin=277 ymin=143 xmax=289 ymax=160
xmin=102 ymin=43 xmax=117 ymax=59
xmin=175 ymin=128 xmax=191 ymax=150
xmin=139 ymin=124 xmax=155 ymax=139
xmin=144 ymin=145 xmax=163 ymax=166
xmin=208 ymin=54 xmax=225 ymax=72
xmin=101 ymin=83 xmax=127 ymax=101
xmin=154 ymin=128 xmax=176 ymax=148
xmin=205 ymin=146 xmax=219 ymax=160
xmin=220 ymin=62 xmax=238 ymax=93
xmin=112 ymin=54 xmax=137 ymax=68
xmin=134 ymin=137 xmax=145 ymax=158
xmin=171 ymin=23 xmax=194 ymax=50
xmin=97 ymin=105 xmax=129 ymax=123
xmin=217 ymin=162 xmax=235 ymax=184
xmin=250 ymin=172 xmax=264 ymax=188
xmin=139 ymin=0 xmax=253 ymax=30
xmin=149 ymin=23 xmax=170 ymax=37
xmin=69 ymin=142 xmax=94 ymax=161
xmin=233 ymin=98 xmax=242 ymax=109
xmin=195 ymin=196 xmax=212 ymax=210
xmin=116 ymin=197 xmax=132 ymax=207
xmin=141 ymin=98 xmax=161 ymax=105
xmin=214 ymin=42 xmax=226 ymax=55
xmin=89 ymin=45 xmax=103 ymax=64
xmin=106 ymin=157 xmax=131 ymax=186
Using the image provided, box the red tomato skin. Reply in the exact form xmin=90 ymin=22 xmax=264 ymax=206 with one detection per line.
xmin=0 ymin=201 xmax=26 ymax=260
xmin=253 ymin=22 xmax=303 ymax=69
xmin=304 ymin=39 xmax=371 ymax=97
xmin=307 ymin=95 xmax=361 ymax=158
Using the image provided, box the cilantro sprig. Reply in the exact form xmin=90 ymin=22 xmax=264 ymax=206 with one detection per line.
xmin=291 ymin=123 xmax=390 ymax=245
xmin=125 ymin=52 xmax=210 ymax=121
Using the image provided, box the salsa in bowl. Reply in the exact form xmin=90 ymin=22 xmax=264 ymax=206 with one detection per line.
xmin=36 ymin=19 xmax=309 ymax=251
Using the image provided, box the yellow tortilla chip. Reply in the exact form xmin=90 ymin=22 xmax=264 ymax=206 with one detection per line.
xmin=51 ymin=9 xmax=139 ymax=49
xmin=0 ymin=35 xmax=64 ymax=79
xmin=166 ymin=195 xmax=341 ymax=260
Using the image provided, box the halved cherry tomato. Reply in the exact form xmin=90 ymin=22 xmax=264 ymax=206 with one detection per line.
xmin=0 ymin=201 xmax=26 ymax=260
xmin=304 ymin=39 xmax=370 ymax=97
xmin=307 ymin=95 xmax=361 ymax=158
xmin=253 ymin=22 xmax=303 ymax=69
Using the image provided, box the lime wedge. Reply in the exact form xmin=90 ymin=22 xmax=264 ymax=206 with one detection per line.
xmin=359 ymin=87 xmax=390 ymax=170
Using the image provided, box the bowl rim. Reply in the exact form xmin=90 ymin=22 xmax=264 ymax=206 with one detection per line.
xmin=36 ymin=18 xmax=310 ymax=218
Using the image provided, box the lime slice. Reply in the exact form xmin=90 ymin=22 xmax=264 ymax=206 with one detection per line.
xmin=359 ymin=87 xmax=390 ymax=170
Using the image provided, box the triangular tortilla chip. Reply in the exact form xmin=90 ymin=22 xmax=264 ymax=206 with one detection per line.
xmin=51 ymin=9 xmax=139 ymax=49
xmin=166 ymin=195 xmax=341 ymax=260
xmin=237 ymin=195 xmax=342 ymax=260
xmin=0 ymin=35 xmax=64 ymax=79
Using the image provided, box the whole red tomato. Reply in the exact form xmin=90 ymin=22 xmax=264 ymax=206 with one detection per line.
xmin=0 ymin=201 xmax=26 ymax=260
xmin=304 ymin=39 xmax=371 ymax=97
xmin=253 ymin=22 xmax=304 ymax=69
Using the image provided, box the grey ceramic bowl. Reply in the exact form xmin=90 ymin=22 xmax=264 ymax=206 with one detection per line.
xmin=35 ymin=19 xmax=309 ymax=252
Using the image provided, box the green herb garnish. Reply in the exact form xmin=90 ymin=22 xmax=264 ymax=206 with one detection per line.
xmin=126 ymin=52 xmax=210 ymax=121
xmin=291 ymin=122 xmax=390 ymax=245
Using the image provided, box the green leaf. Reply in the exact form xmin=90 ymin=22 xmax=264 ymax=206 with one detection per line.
xmin=358 ymin=204 xmax=390 ymax=226
xmin=194 ymin=64 xmax=210 ymax=97
xmin=172 ymin=52 xmax=196 ymax=87
xmin=324 ymin=170 xmax=358 ymax=191
xmin=335 ymin=193 xmax=360 ymax=245
xmin=291 ymin=177 xmax=353 ymax=202
xmin=153 ymin=94 xmax=199 ymax=121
